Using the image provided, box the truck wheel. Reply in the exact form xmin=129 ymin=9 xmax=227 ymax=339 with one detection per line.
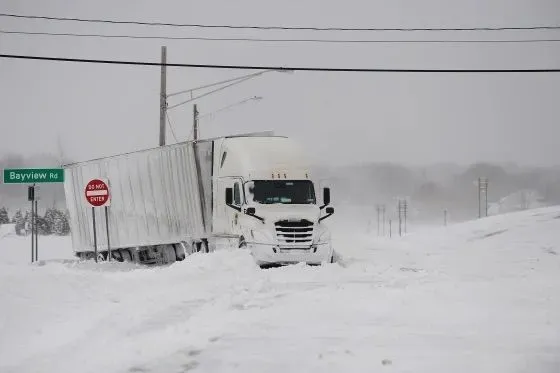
xmin=192 ymin=241 xmax=202 ymax=253
xmin=96 ymin=252 xmax=107 ymax=262
xmin=202 ymin=239 xmax=210 ymax=253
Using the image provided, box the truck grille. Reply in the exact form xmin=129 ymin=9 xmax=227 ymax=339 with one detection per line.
xmin=275 ymin=219 xmax=314 ymax=249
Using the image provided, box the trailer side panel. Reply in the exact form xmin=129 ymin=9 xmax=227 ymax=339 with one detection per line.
xmin=64 ymin=142 xmax=206 ymax=253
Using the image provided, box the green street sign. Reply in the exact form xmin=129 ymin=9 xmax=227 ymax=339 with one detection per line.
xmin=3 ymin=168 xmax=65 ymax=184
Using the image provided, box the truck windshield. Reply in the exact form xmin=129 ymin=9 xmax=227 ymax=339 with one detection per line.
xmin=248 ymin=180 xmax=316 ymax=204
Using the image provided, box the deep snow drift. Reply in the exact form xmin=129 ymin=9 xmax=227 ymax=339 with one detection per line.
xmin=1 ymin=208 xmax=559 ymax=373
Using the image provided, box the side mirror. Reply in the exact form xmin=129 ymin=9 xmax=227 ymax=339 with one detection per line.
xmin=244 ymin=206 xmax=264 ymax=223
xmin=319 ymin=206 xmax=335 ymax=222
xmin=323 ymin=187 xmax=331 ymax=206
xmin=225 ymin=188 xmax=233 ymax=205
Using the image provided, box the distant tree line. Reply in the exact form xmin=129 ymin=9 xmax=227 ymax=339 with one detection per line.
xmin=314 ymin=161 xmax=560 ymax=223
xmin=0 ymin=207 xmax=70 ymax=236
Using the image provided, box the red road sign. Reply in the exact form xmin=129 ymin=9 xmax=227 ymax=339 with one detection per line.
xmin=85 ymin=179 xmax=110 ymax=207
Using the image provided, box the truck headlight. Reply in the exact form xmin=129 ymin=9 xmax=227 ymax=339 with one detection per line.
xmin=250 ymin=229 xmax=273 ymax=243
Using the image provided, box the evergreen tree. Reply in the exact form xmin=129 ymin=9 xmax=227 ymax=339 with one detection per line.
xmin=44 ymin=208 xmax=57 ymax=235
xmin=61 ymin=210 xmax=71 ymax=235
xmin=23 ymin=211 xmax=31 ymax=235
xmin=13 ymin=210 xmax=24 ymax=235
xmin=36 ymin=216 xmax=50 ymax=235
xmin=0 ymin=207 xmax=9 ymax=225
xmin=53 ymin=209 xmax=71 ymax=236
xmin=52 ymin=209 xmax=63 ymax=235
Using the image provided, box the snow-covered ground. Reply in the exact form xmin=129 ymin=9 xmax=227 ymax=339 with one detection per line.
xmin=1 ymin=207 xmax=560 ymax=373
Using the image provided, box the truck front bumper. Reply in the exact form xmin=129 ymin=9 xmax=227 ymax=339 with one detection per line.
xmin=246 ymin=241 xmax=333 ymax=266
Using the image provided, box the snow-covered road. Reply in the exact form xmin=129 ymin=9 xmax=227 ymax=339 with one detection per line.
xmin=1 ymin=208 xmax=559 ymax=373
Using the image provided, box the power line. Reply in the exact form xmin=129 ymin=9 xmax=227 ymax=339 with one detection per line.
xmin=3 ymin=29 xmax=560 ymax=44
xmin=1 ymin=53 xmax=559 ymax=73
xmin=1 ymin=12 xmax=560 ymax=32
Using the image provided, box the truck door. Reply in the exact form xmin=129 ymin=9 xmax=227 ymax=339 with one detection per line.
xmin=216 ymin=177 xmax=244 ymax=236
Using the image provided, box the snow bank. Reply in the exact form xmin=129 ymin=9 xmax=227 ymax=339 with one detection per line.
xmin=0 ymin=223 xmax=15 ymax=238
xmin=0 ymin=234 xmax=74 ymax=265
xmin=1 ymin=207 xmax=560 ymax=372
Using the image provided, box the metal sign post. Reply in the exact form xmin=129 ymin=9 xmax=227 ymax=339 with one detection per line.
xmin=84 ymin=178 xmax=111 ymax=262
xmin=105 ymin=206 xmax=111 ymax=261
xmin=92 ymin=207 xmax=98 ymax=263
xmin=34 ymin=199 xmax=38 ymax=261
xmin=29 ymin=185 xmax=34 ymax=262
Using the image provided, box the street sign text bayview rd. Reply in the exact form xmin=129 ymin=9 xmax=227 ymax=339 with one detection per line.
xmin=3 ymin=168 xmax=64 ymax=183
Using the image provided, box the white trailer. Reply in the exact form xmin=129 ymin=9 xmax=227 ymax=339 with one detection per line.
xmin=63 ymin=133 xmax=335 ymax=266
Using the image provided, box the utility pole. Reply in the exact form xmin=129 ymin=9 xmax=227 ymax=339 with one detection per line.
xmin=478 ymin=177 xmax=489 ymax=218
xmin=159 ymin=46 xmax=167 ymax=146
xmin=478 ymin=178 xmax=481 ymax=218
xmin=398 ymin=200 xmax=402 ymax=237
xmin=376 ymin=205 xmax=381 ymax=236
xmin=382 ymin=205 xmax=386 ymax=236
xmin=485 ymin=181 xmax=489 ymax=217
xmin=375 ymin=204 xmax=386 ymax=236
xmin=403 ymin=200 xmax=408 ymax=234
xmin=397 ymin=199 xmax=408 ymax=236
xmin=193 ymin=104 xmax=199 ymax=141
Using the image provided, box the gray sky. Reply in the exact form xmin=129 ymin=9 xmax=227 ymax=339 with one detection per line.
xmin=0 ymin=0 xmax=559 ymax=167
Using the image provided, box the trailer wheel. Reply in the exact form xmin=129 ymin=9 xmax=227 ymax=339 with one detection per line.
xmin=174 ymin=243 xmax=186 ymax=261
xmin=96 ymin=252 xmax=107 ymax=262
xmin=121 ymin=249 xmax=133 ymax=262
xmin=163 ymin=245 xmax=177 ymax=264
xmin=111 ymin=250 xmax=123 ymax=262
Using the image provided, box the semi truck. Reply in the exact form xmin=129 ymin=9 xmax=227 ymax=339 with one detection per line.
xmin=63 ymin=133 xmax=335 ymax=267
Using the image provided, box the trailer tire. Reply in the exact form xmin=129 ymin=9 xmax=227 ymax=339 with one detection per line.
xmin=121 ymin=249 xmax=133 ymax=262
xmin=111 ymin=250 xmax=123 ymax=262
xmin=174 ymin=243 xmax=186 ymax=261
xmin=96 ymin=252 xmax=107 ymax=262
xmin=163 ymin=245 xmax=177 ymax=264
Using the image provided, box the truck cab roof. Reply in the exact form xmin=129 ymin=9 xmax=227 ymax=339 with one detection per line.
xmin=216 ymin=136 xmax=312 ymax=180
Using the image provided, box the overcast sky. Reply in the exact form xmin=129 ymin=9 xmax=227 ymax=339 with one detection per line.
xmin=0 ymin=0 xmax=559 ymax=167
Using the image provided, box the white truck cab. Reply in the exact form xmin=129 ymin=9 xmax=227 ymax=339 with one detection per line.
xmin=212 ymin=136 xmax=335 ymax=266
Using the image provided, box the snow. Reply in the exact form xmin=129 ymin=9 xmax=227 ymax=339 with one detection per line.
xmin=1 ymin=207 xmax=560 ymax=372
